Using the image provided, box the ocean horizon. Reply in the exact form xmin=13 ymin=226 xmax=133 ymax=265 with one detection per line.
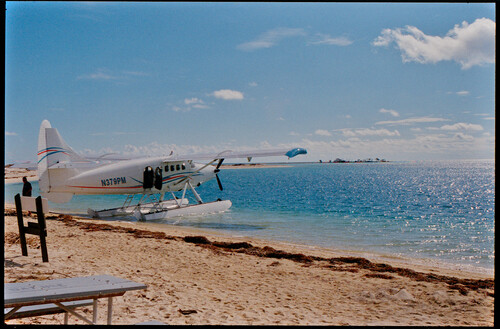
xmin=5 ymin=159 xmax=494 ymax=274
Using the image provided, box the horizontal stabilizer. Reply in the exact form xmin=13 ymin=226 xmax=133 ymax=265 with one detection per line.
xmin=8 ymin=162 xmax=37 ymax=171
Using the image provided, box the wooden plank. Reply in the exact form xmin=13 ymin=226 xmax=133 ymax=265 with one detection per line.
xmin=36 ymin=196 xmax=49 ymax=262
xmin=14 ymin=194 xmax=28 ymax=256
xmin=20 ymin=196 xmax=49 ymax=213
xmin=4 ymin=300 xmax=94 ymax=319
xmin=4 ymin=275 xmax=147 ymax=308
xmin=24 ymin=225 xmax=47 ymax=236
xmin=6 ymin=293 xmax=124 ymax=308
xmin=15 ymin=195 xmax=49 ymax=261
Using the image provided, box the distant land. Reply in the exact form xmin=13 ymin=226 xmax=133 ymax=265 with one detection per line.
xmin=319 ymin=158 xmax=389 ymax=164
xmin=221 ymin=158 xmax=390 ymax=168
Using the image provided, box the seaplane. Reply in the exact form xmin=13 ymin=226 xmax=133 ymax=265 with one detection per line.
xmin=31 ymin=120 xmax=307 ymax=221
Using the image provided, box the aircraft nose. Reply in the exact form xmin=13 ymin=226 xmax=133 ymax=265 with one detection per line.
xmin=199 ymin=165 xmax=216 ymax=180
xmin=202 ymin=164 xmax=223 ymax=191
xmin=202 ymin=164 xmax=214 ymax=174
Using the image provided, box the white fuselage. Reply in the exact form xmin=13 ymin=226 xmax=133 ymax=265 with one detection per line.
xmin=35 ymin=119 xmax=306 ymax=205
xmin=49 ymin=157 xmax=216 ymax=195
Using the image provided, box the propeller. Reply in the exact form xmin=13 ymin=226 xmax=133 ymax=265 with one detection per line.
xmin=214 ymin=158 xmax=224 ymax=191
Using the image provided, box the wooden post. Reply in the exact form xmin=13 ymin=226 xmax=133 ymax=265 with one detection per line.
xmin=36 ymin=196 xmax=49 ymax=262
xmin=14 ymin=194 xmax=28 ymax=256
xmin=14 ymin=194 xmax=49 ymax=262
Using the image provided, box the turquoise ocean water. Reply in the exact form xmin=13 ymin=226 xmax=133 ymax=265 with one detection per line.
xmin=5 ymin=160 xmax=494 ymax=272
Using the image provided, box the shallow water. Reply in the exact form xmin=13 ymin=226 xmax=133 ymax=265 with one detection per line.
xmin=5 ymin=160 xmax=494 ymax=271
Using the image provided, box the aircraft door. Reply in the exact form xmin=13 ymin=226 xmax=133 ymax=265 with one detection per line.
xmin=143 ymin=166 xmax=154 ymax=189
xmin=154 ymin=167 xmax=163 ymax=190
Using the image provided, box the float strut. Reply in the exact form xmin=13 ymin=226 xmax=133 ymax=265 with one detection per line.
xmin=188 ymin=181 xmax=203 ymax=204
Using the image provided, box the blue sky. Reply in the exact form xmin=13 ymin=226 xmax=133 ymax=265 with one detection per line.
xmin=5 ymin=2 xmax=495 ymax=163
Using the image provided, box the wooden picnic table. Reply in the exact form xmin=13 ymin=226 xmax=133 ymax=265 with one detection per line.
xmin=4 ymin=274 xmax=147 ymax=325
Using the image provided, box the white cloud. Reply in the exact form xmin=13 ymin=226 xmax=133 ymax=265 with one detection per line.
xmin=237 ymin=28 xmax=354 ymax=51
xmin=89 ymin=131 xmax=136 ymax=137
xmin=439 ymin=122 xmax=484 ymax=131
xmin=212 ymin=89 xmax=244 ymax=100
xmin=184 ymin=97 xmax=202 ymax=105
xmin=249 ymin=82 xmax=258 ymax=87
xmin=340 ymin=128 xmax=400 ymax=137
xmin=372 ymin=18 xmax=495 ymax=69
xmin=452 ymin=132 xmax=474 ymax=142
xmin=192 ymin=104 xmax=210 ymax=109
xmin=77 ymin=69 xmax=149 ymax=81
xmin=118 ymin=142 xmax=226 ymax=158
xmin=5 ymin=131 xmax=17 ymax=136
xmin=300 ymin=130 xmax=494 ymax=161
xmin=375 ymin=116 xmax=449 ymax=126
xmin=448 ymin=90 xmax=470 ymax=96
xmin=182 ymin=98 xmax=209 ymax=109
xmin=77 ymin=69 xmax=118 ymax=80
xmin=315 ymin=129 xmax=332 ymax=137
xmin=122 ymin=70 xmax=149 ymax=77
xmin=308 ymin=33 xmax=353 ymax=46
xmin=339 ymin=129 xmax=356 ymax=137
xmin=379 ymin=108 xmax=400 ymax=117
xmin=171 ymin=106 xmax=189 ymax=112
xmin=356 ymin=128 xmax=400 ymax=137
xmin=237 ymin=27 xmax=306 ymax=51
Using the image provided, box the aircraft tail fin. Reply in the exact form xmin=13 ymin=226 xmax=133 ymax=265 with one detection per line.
xmin=37 ymin=120 xmax=86 ymax=202
xmin=37 ymin=120 xmax=87 ymax=168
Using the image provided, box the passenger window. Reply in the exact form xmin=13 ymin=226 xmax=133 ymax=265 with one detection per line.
xmin=182 ymin=163 xmax=186 ymax=170
xmin=176 ymin=164 xmax=180 ymax=171
xmin=165 ymin=166 xmax=169 ymax=172
xmin=170 ymin=165 xmax=175 ymax=171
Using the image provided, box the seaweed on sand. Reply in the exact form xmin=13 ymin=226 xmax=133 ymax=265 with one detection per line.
xmin=20 ymin=212 xmax=493 ymax=297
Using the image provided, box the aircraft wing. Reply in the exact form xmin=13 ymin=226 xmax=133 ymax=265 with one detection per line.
xmin=168 ymin=147 xmax=307 ymax=162
xmin=7 ymin=148 xmax=307 ymax=171
xmin=85 ymin=153 xmax=136 ymax=161
xmin=165 ymin=147 xmax=307 ymax=191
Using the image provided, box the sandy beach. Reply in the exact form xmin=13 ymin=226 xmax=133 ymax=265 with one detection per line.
xmin=4 ymin=167 xmax=38 ymax=184
xmin=3 ymin=168 xmax=495 ymax=325
xmin=3 ymin=208 xmax=494 ymax=326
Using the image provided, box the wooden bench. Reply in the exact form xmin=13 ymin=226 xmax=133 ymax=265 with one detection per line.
xmin=5 ymin=299 xmax=94 ymax=324
xmin=5 ymin=275 xmax=147 ymax=325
